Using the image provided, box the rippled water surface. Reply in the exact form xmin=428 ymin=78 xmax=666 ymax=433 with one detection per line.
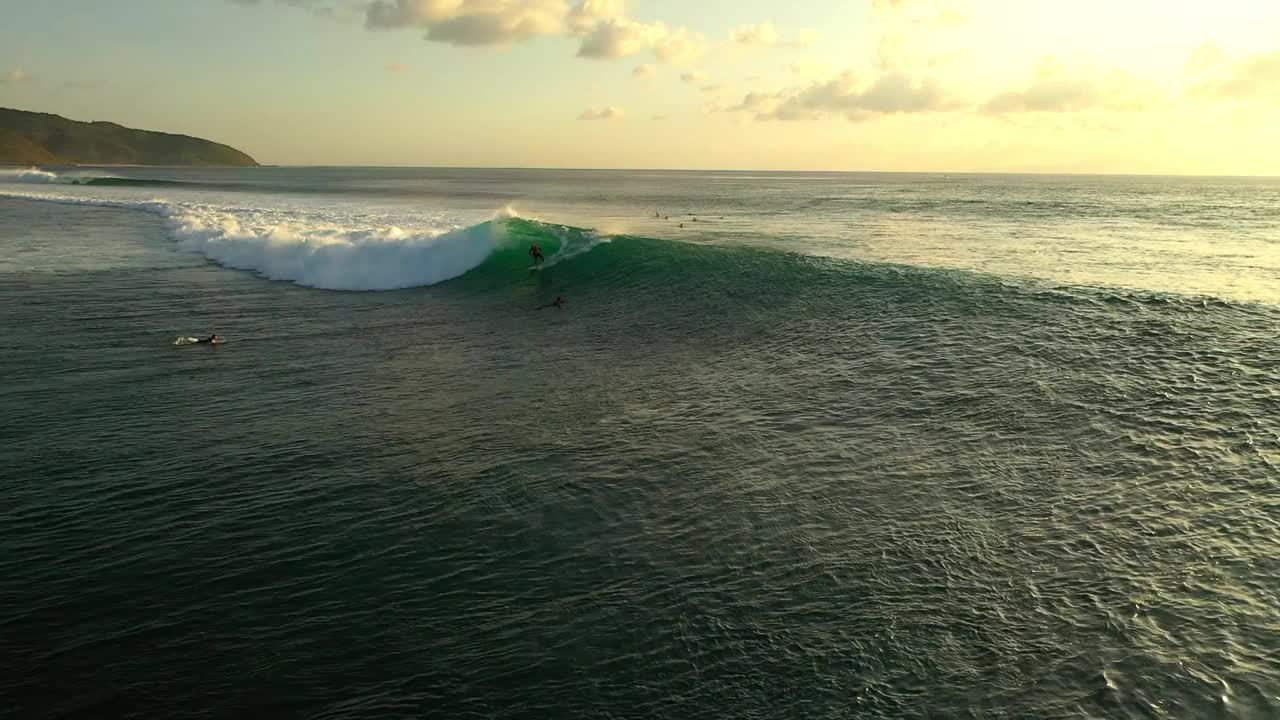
xmin=2 ymin=168 xmax=1279 ymax=719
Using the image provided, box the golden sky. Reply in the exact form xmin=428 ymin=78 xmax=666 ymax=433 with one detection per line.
xmin=1 ymin=0 xmax=1278 ymax=173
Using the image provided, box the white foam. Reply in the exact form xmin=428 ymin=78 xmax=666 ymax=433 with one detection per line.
xmin=0 ymin=167 xmax=65 ymax=184
xmin=0 ymin=167 xmax=121 ymax=185
xmin=0 ymin=190 xmax=508 ymax=290
xmin=541 ymin=227 xmax=610 ymax=268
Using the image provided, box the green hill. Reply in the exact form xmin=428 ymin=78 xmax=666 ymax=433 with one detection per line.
xmin=0 ymin=128 xmax=63 ymax=165
xmin=0 ymin=107 xmax=258 ymax=167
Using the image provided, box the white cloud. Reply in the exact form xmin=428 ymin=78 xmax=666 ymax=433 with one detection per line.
xmin=578 ymin=105 xmax=624 ymax=120
xmin=565 ymin=0 xmax=626 ymax=34
xmin=731 ymin=22 xmax=779 ymax=47
xmin=651 ymin=26 xmax=706 ymax=64
xmin=680 ymin=71 xmax=706 ymax=84
xmin=365 ymin=0 xmax=565 ymax=45
xmin=1187 ymin=44 xmax=1280 ymax=101
xmin=632 ymin=63 xmax=656 ymax=79
xmin=729 ymin=22 xmax=816 ymax=49
xmin=342 ymin=0 xmax=706 ymax=63
xmin=730 ymin=70 xmax=959 ymax=121
xmin=1 ymin=67 xmax=29 ymax=84
xmin=984 ymin=60 xmax=1156 ymax=113
xmin=577 ymin=17 xmax=664 ymax=58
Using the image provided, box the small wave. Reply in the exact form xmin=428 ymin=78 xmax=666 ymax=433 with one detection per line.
xmin=0 ymin=167 xmax=192 ymax=188
xmin=0 ymin=167 xmax=69 ymax=184
xmin=83 ymin=177 xmax=190 ymax=188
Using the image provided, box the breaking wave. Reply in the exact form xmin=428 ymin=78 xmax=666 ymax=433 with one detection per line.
xmin=0 ymin=167 xmax=190 ymax=188
xmin=0 ymin=190 xmax=607 ymax=290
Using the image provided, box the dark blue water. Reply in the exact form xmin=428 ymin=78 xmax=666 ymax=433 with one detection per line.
xmin=2 ymin=168 xmax=1279 ymax=719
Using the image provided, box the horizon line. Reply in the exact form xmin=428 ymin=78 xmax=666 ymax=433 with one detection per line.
xmin=35 ymin=162 xmax=1277 ymax=180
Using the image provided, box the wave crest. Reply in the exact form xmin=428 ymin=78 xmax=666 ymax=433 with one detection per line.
xmin=0 ymin=167 xmax=69 ymax=184
xmin=172 ymin=206 xmax=508 ymax=291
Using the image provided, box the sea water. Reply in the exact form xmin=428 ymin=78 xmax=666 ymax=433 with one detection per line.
xmin=2 ymin=167 xmax=1278 ymax=718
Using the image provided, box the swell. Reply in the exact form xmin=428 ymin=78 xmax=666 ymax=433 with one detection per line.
xmin=0 ymin=167 xmax=510 ymax=197
xmin=0 ymin=187 xmax=1270 ymax=319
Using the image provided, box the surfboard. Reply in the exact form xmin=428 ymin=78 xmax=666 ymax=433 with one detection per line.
xmin=174 ymin=336 xmax=223 ymax=346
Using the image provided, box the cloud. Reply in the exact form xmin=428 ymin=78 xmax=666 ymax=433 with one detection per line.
xmin=632 ymin=63 xmax=656 ymax=79
xmin=1 ymin=68 xmax=29 ymax=84
xmin=680 ymin=71 xmax=706 ymax=84
xmin=700 ymin=84 xmax=722 ymax=94
xmin=731 ymin=70 xmax=959 ymax=121
xmin=365 ymin=0 xmax=565 ymax=46
xmin=651 ymin=27 xmax=706 ymax=64
xmin=565 ymin=0 xmax=625 ymax=33
xmin=351 ymin=0 xmax=704 ymax=62
xmin=1187 ymin=44 xmax=1280 ymax=101
xmin=984 ymin=60 xmax=1155 ymax=113
xmin=578 ymin=105 xmax=624 ymax=120
xmin=730 ymin=22 xmax=779 ymax=46
xmin=384 ymin=61 xmax=407 ymax=73
xmin=577 ymin=16 xmax=663 ymax=58
xmin=729 ymin=22 xmax=816 ymax=49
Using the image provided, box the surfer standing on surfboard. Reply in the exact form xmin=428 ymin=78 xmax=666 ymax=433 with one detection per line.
xmin=529 ymin=243 xmax=545 ymax=266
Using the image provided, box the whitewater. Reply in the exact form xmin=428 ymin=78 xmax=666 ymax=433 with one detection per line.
xmin=0 ymin=169 xmax=544 ymax=290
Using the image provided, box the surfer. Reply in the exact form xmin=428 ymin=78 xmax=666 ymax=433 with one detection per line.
xmin=538 ymin=296 xmax=566 ymax=310
xmin=529 ymin=243 xmax=545 ymax=266
xmin=194 ymin=334 xmax=220 ymax=344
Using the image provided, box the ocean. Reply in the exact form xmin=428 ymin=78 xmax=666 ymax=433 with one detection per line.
xmin=1 ymin=166 xmax=1278 ymax=719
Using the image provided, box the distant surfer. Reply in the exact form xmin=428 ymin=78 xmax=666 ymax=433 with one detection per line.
xmin=678 ymin=222 xmax=684 ymax=228
xmin=538 ymin=296 xmax=566 ymax=310
xmin=529 ymin=243 xmax=545 ymax=266
xmin=194 ymin=334 xmax=221 ymax=344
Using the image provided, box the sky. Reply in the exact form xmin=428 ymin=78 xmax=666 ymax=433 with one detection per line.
xmin=1 ymin=0 xmax=1278 ymax=174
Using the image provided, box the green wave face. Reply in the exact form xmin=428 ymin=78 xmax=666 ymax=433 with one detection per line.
xmin=461 ymin=217 xmax=1257 ymax=331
